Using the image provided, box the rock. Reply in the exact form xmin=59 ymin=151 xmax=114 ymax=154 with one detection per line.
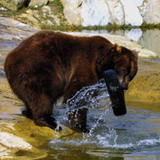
xmin=61 ymin=0 xmax=160 ymax=27
xmin=106 ymin=34 xmax=158 ymax=58
xmin=143 ymin=0 xmax=160 ymax=25
xmin=106 ymin=0 xmax=125 ymax=26
xmin=125 ymin=58 xmax=160 ymax=103
xmin=81 ymin=0 xmax=110 ymax=26
xmin=40 ymin=6 xmax=61 ymax=26
xmin=61 ymin=0 xmax=82 ymax=26
xmin=120 ymin=0 xmax=143 ymax=26
xmin=1 ymin=0 xmax=160 ymax=27
xmin=16 ymin=5 xmax=68 ymax=28
xmin=61 ymin=0 xmax=144 ymax=26
xmin=0 ymin=0 xmax=28 ymax=10
xmin=29 ymin=0 xmax=48 ymax=8
xmin=18 ymin=9 xmax=41 ymax=28
xmin=0 ymin=132 xmax=32 ymax=149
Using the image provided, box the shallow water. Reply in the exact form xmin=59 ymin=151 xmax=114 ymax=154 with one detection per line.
xmin=0 ymin=29 xmax=160 ymax=159
xmin=47 ymin=82 xmax=160 ymax=160
xmin=0 ymin=69 xmax=160 ymax=159
xmin=82 ymin=28 xmax=160 ymax=57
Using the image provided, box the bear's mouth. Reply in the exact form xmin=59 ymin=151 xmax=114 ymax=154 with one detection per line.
xmin=103 ymin=70 xmax=127 ymax=116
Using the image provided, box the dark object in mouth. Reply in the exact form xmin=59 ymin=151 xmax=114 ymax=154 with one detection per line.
xmin=104 ymin=69 xmax=127 ymax=116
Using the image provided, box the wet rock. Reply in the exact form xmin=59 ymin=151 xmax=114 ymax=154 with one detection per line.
xmin=125 ymin=58 xmax=160 ymax=103
xmin=0 ymin=110 xmax=73 ymax=159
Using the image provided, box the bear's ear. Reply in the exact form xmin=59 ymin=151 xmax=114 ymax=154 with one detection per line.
xmin=114 ymin=43 xmax=122 ymax=53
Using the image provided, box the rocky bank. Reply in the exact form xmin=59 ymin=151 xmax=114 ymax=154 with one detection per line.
xmin=1 ymin=0 xmax=160 ymax=27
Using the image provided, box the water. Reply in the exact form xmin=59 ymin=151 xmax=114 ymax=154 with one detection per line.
xmin=1 ymin=65 xmax=160 ymax=159
xmin=0 ymin=28 xmax=160 ymax=159
xmin=41 ymin=79 xmax=160 ymax=159
xmin=48 ymin=105 xmax=160 ymax=160
xmin=47 ymin=82 xmax=160 ymax=160
xmin=82 ymin=28 xmax=160 ymax=57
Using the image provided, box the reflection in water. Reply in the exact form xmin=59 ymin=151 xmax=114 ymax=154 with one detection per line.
xmin=82 ymin=28 xmax=160 ymax=56
xmin=139 ymin=29 xmax=160 ymax=56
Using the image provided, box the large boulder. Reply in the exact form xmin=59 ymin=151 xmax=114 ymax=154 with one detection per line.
xmin=143 ymin=0 xmax=160 ymax=25
xmin=61 ymin=0 xmax=143 ymax=26
xmin=120 ymin=0 xmax=143 ymax=26
xmin=81 ymin=0 xmax=110 ymax=26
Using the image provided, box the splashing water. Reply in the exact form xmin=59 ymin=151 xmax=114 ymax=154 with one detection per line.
xmin=50 ymin=79 xmax=160 ymax=159
xmin=62 ymin=78 xmax=122 ymax=147
xmin=65 ymin=79 xmax=110 ymax=113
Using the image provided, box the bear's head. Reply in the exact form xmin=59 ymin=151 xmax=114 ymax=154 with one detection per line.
xmin=96 ymin=44 xmax=138 ymax=90
xmin=111 ymin=44 xmax=138 ymax=90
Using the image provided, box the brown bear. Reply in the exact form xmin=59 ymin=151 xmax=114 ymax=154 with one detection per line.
xmin=4 ymin=31 xmax=138 ymax=132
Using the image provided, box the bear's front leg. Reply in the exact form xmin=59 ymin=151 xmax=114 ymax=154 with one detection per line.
xmin=27 ymin=93 xmax=59 ymax=130
xmin=67 ymin=108 xmax=88 ymax=132
xmin=63 ymin=81 xmax=91 ymax=132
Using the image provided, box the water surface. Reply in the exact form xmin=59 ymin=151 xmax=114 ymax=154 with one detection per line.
xmin=0 ymin=29 xmax=160 ymax=159
xmin=0 ymin=71 xmax=160 ymax=159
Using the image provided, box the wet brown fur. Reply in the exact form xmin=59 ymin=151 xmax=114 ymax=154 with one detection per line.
xmin=4 ymin=31 xmax=138 ymax=131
